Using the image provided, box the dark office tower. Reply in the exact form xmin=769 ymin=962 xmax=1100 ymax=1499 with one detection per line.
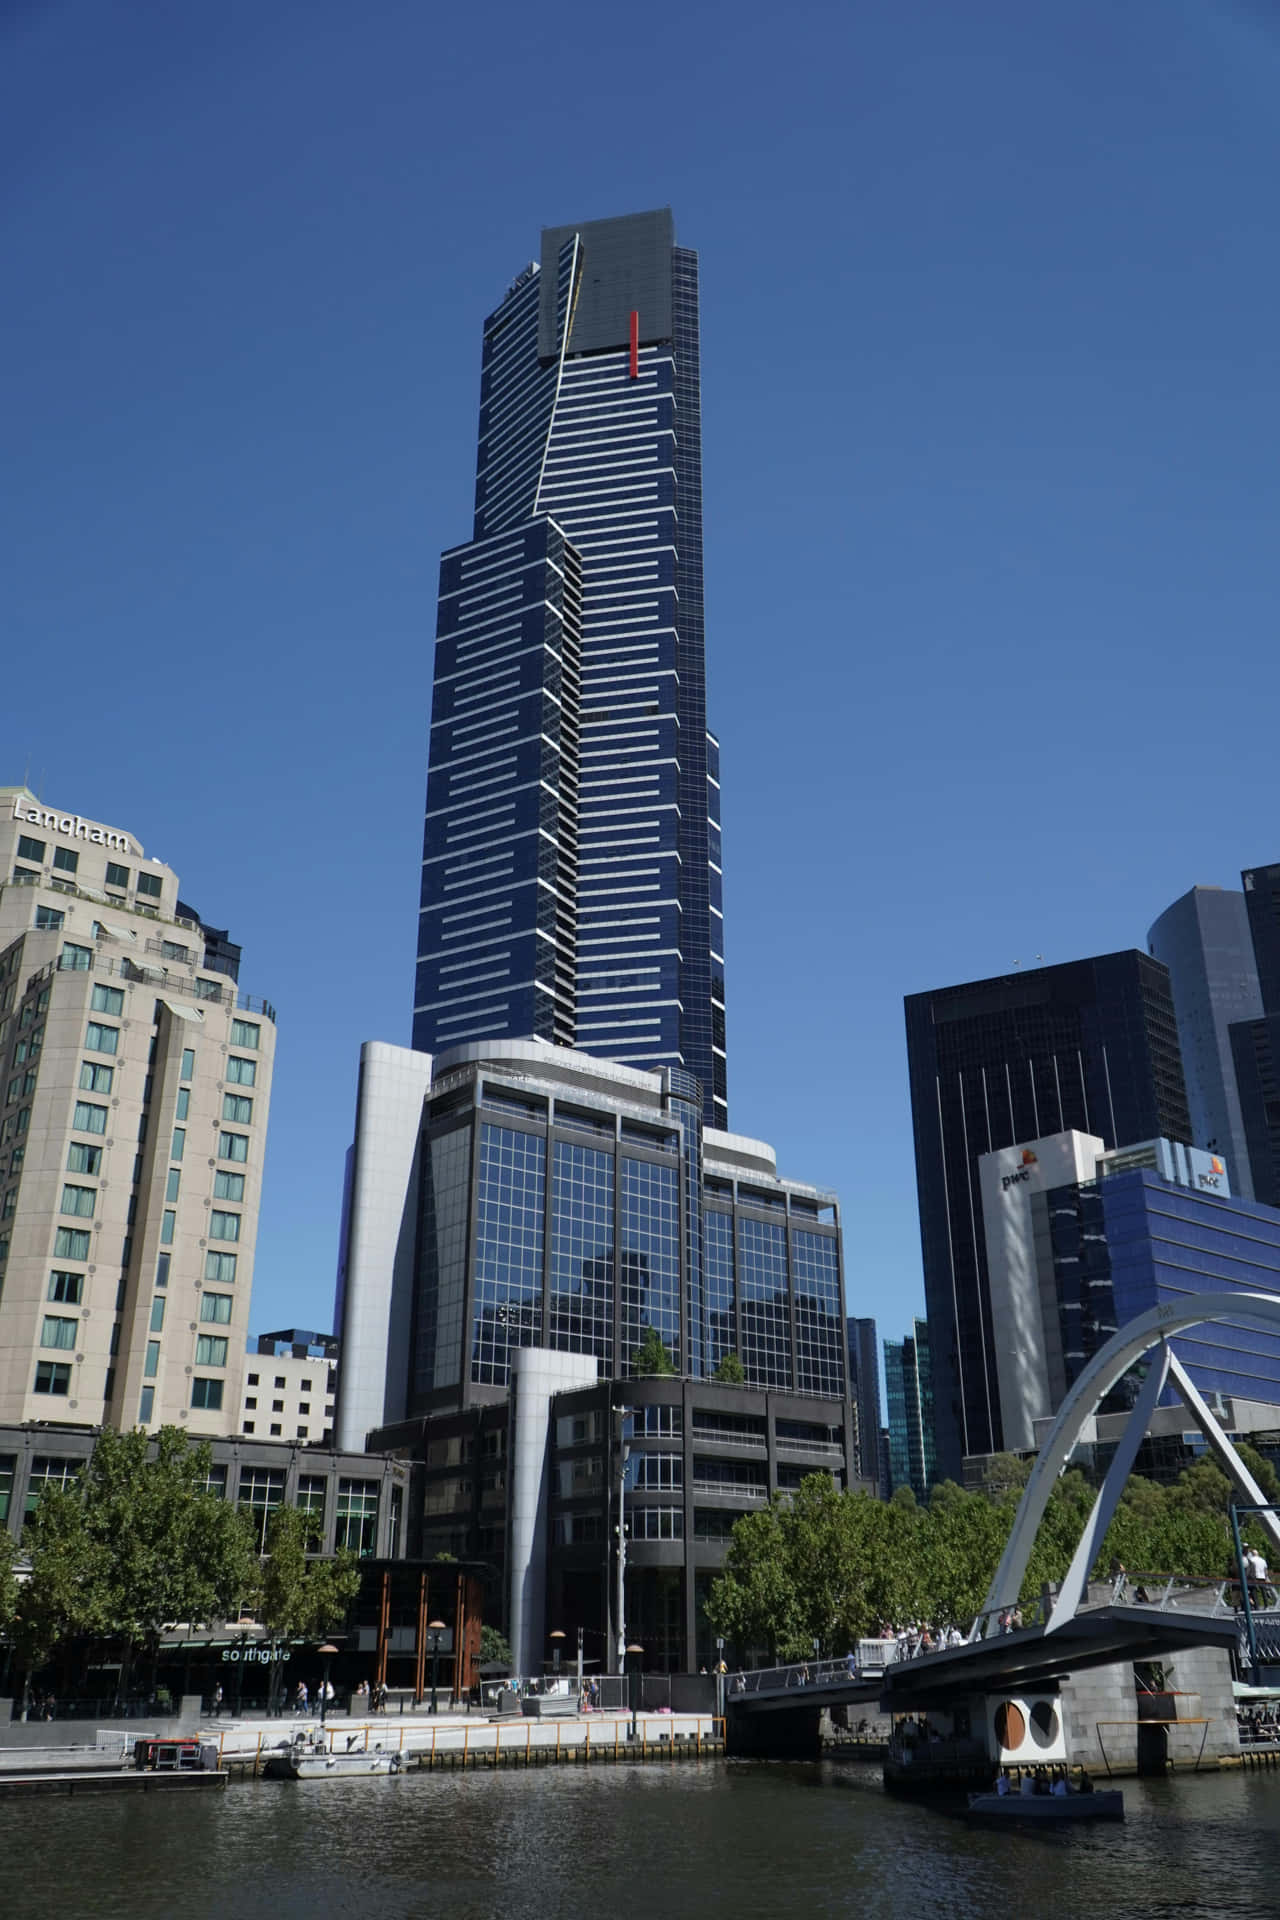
xmin=846 ymin=1316 xmax=885 ymax=1490
xmin=1228 ymin=866 xmax=1280 ymax=1208
xmin=904 ymin=952 xmax=1191 ymax=1482
xmin=1242 ymin=864 xmax=1280 ymax=1015
xmin=413 ymin=209 xmax=728 ymax=1129
xmin=1147 ymin=886 xmax=1262 ymax=1199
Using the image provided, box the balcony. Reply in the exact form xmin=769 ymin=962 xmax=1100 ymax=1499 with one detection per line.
xmin=775 ymin=1438 xmax=844 ymax=1460
xmin=689 ymin=1429 xmax=766 ymax=1452
xmin=28 ymin=950 xmax=276 ymax=1024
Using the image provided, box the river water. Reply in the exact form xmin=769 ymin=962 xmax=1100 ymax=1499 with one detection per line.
xmin=5 ymin=1759 xmax=1280 ymax=1920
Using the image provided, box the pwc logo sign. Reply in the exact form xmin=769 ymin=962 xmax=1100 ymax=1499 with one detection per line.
xmin=1198 ymin=1154 xmax=1226 ymax=1192
xmin=1001 ymin=1149 xmax=1039 ymax=1192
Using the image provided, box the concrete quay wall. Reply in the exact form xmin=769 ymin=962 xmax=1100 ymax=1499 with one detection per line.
xmin=1058 ymin=1650 xmax=1239 ymax=1776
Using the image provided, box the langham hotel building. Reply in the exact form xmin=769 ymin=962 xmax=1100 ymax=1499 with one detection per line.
xmin=0 ymin=788 xmax=274 ymax=1436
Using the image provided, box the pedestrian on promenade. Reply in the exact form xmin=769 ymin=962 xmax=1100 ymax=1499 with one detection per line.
xmin=211 ymin=1684 xmax=223 ymax=1719
xmin=294 ymin=1680 xmax=309 ymax=1716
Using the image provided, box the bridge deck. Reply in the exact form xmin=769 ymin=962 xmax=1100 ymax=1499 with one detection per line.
xmin=729 ymin=1604 xmax=1241 ymax=1716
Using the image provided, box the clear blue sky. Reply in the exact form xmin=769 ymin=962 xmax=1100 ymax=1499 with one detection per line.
xmin=5 ymin=0 xmax=1280 ymax=1353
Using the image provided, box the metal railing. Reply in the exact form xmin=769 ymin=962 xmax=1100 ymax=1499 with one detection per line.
xmin=1107 ymin=1569 xmax=1235 ymax=1615
xmin=726 ymin=1656 xmax=885 ymax=1697
xmin=24 ymin=949 xmax=275 ymax=1023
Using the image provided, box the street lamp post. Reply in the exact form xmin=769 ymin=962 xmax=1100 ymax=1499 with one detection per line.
xmin=576 ymin=1626 xmax=584 ymax=1699
xmin=426 ymin=1619 xmax=447 ymax=1714
xmin=317 ymin=1643 xmax=338 ymax=1726
xmin=715 ymin=1636 xmax=726 ymax=1720
xmin=614 ymin=1404 xmax=634 ymax=1673
xmin=627 ymin=1643 xmax=644 ymax=1743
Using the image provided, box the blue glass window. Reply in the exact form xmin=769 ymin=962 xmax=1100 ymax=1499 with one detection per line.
xmin=620 ymin=1158 xmax=680 ymax=1374
xmin=738 ymin=1215 xmax=791 ymax=1390
xmin=471 ymin=1123 xmax=545 ymax=1387
xmin=792 ymin=1230 xmax=844 ymax=1396
xmin=704 ymin=1210 xmax=736 ymax=1375
xmin=550 ymin=1141 xmax=614 ymax=1367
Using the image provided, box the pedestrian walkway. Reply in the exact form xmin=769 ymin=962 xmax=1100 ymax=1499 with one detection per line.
xmin=206 ymin=1708 xmax=723 ymax=1774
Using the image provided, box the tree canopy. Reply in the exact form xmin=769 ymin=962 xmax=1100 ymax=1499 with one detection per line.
xmin=12 ymin=1427 xmax=260 ymax=1702
xmin=632 ymin=1326 xmax=677 ymax=1376
xmin=706 ymin=1452 xmax=1274 ymax=1662
xmin=711 ymin=1353 xmax=746 ymax=1384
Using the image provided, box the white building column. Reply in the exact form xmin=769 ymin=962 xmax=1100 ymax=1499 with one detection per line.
xmin=508 ymin=1347 xmax=599 ymax=1676
xmin=334 ymin=1041 xmax=434 ymax=1449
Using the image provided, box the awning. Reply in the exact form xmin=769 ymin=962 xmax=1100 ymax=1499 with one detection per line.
xmin=161 ymin=999 xmax=205 ymax=1024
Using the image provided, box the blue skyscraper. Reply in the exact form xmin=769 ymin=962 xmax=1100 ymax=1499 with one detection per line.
xmin=1147 ymin=885 xmax=1262 ymax=1199
xmin=414 ymin=210 xmax=727 ymax=1128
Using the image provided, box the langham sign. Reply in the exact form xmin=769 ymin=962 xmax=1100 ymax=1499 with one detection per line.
xmin=11 ymin=798 xmax=133 ymax=856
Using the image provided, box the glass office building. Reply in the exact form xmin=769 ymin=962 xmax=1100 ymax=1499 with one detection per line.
xmin=904 ymin=951 xmax=1191 ymax=1482
xmin=337 ymin=1040 xmax=845 ymax=1436
xmin=846 ymin=1315 xmax=885 ymax=1491
xmin=1148 ymin=885 xmax=1262 ymax=1199
xmin=981 ymin=1129 xmax=1280 ymax=1443
xmin=883 ymin=1319 xmax=935 ymax=1499
xmin=414 ymin=210 xmax=727 ymax=1129
xmin=1228 ymin=864 xmax=1280 ymax=1210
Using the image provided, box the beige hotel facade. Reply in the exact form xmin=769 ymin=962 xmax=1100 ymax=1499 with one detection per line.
xmin=0 ymin=787 xmax=274 ymax=1436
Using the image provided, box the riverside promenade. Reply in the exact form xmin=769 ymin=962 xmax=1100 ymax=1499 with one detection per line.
xmin=207 ymin=1704 xmax=724 ymax=1774
xmin=0 ymin=1703 xmax=723 ymax=1788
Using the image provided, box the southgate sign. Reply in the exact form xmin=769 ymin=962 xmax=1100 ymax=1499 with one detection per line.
xmin=11 ymin=798 xmax=133 ymax=856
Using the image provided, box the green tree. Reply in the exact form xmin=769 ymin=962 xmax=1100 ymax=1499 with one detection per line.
xmin=705 ymin=1500 xmax=799 ymax=1661
xmin=479 ymin=1625 xmax=513 ymax=1667
xmin=65 ymin=1427 xmax=258 ymax=1703
xmin=15 ymin=1480 xmax=112 ymax=1710
xmin=711 ymin=1352 xmax=746 ymax=1384
xmin=632 ymin=1325 xmax=677 ymax=1376
xmin=259 ymin=1505 xmax=362 ymax=1712
xmin=0 ymin=1532 xmax=19 ymax=1636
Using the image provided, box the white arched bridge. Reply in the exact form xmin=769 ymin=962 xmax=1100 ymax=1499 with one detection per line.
xmin=727 ymin=1292 xmax=1280 ymax=1754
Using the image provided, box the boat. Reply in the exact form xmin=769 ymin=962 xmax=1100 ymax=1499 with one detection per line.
xmin=966 ymin=1779 xmax=1124 ymax=1823
xmin=883 ymin=1720 xmax=993 ymax=1793
xmin=263 ymin=1738 xmax=404 ymax=1781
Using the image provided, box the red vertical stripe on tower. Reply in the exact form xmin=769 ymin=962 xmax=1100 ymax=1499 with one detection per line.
xmin=629 ymin=310 xmax=639 ymax=378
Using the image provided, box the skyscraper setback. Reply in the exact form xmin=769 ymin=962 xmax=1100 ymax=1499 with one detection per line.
xmin=414 ymin=210 xmax=727 ymax=1128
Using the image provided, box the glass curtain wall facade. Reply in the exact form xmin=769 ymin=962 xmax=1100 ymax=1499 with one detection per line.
xmin=1148 ymin=886 xmax=1262 ymax=1199
xmin=905 ymin=951 xmax=1191 ymax=1481
xmin=399 ymin=1054 xmax=843 ymax=1415
xmin=414 ymin=211 xmax=727 ymax=1129
xmin=1038 ymin=1167 xmax=1280 ymax=1412
xmin=1230 ymin=865 xmax=1280 ymax=1209
xmin=846 ymin=1315 xmax=885 ymax=1490
xmin=883 ymin=1319 xmax=935 ymax=1499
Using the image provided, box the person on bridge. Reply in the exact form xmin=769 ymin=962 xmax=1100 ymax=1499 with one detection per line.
xmin=1246 ymin=1545 xmax=1270 ymax=1600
